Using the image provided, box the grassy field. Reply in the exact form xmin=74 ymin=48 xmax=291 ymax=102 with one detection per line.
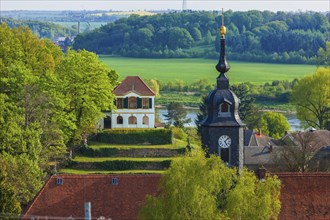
xmin=99 ymin=56 xmax=317 ymax=85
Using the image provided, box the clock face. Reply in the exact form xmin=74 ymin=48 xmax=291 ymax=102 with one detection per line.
xmin=218 ymin=135 xmax=231 ymax=148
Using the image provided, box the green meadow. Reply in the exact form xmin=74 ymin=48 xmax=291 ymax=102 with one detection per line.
xmin=99 ymin=56 xmax=317 ymax=85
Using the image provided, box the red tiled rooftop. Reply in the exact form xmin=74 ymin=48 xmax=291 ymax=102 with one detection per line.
xmin=22 ymin=173 xmax=330 ymax=220
xmin=22 ymin=174 xmax=161 ymax=220
xmin=276 ymin=173 xmax=330 ymax=220
xmin=113 ymin=76 xmax=155 ymax=96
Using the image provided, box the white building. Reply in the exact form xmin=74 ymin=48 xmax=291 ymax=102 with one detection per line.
xmin=99 ymin=76 xmax=155 ymax=129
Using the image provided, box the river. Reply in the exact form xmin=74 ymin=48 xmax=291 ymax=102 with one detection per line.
xmin=156 ymin=108 xmax=302 ymax=131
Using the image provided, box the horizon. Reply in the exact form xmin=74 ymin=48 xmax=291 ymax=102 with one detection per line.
xmin=1 ymin=0 xmax=329 ymax=12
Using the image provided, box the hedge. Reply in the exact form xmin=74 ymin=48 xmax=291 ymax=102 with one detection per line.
xmin=78 ymin=147 xmax=185 ymax=158
xmin=91 ymin=129 xmax=172 ymax=145
xmin=68 ymin=160 xmax=171 ymax=171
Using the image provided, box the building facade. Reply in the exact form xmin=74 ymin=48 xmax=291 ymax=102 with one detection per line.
xmin=99 ymin=76 xmax=155 ymax=129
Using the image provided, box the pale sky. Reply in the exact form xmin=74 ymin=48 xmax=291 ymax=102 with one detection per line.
xmin=0 ymin=0 xmax=329 ymax=12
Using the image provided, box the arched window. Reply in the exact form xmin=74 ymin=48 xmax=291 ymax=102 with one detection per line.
xmin=142 ymin=116 xmax=149 ymax=125
xmin=128 ymin=116 xmax=137 ymax=124
xmin=218 ymin=103 xmax=231 ymax=117
xmin=117 ymin=116 xmax=123 ymax=124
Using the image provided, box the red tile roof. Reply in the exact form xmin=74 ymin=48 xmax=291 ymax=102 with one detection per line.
xmin=113 ymin=76 xmax=155 ymax=96
xmin=276 ymin=172 xmax=330 ymax=220
xmin=22 ymin=173 xmax=330 ymax=220
xmin=22 ymin=174 xmax=161 ymax=220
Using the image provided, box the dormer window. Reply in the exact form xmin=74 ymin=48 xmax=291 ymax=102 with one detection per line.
xmin=218 ymin=102 xmax=231 ymax=117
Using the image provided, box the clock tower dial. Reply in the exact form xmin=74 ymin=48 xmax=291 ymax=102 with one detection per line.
xmin=218 ymin=135 xmax=231 ymax=148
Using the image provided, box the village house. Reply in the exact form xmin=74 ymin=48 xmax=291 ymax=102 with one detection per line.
xmin=99 ymin=76 xmax=155 ymax=129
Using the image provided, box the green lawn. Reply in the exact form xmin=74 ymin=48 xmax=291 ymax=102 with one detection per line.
xmin=73 ymin=156 xmax=176 ymax=162
xmin=89 ymin=140 xmax=186 ymax=149
xmin=99 ymin=56 xmax=317 ymax=85
xmin=60 ymin=169 xmax=164 ymax=174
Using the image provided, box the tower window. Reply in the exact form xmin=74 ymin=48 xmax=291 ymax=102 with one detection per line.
xmin=218 ymin=103 xmax=231 ymax=117
xmin=220 ymin=103 xmax=229 ymax=112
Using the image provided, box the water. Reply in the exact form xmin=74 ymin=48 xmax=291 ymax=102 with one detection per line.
xmin=156 ymin=108 xmax=302 ymax=131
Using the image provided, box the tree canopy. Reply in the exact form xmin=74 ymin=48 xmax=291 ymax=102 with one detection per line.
xmin=139 ymin=149 xmax=281 ymax=220
xmin=0 ymin=23 xmax=118 ymax=208
xmin=73 ymin=11 xmax=329 ymax=64
xmin=291 ymin=67 xmax=330 ymax=130
xmin=258 ymin=112 xmax=290 ymax=139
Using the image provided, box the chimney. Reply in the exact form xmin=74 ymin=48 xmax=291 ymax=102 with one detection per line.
xmin=257 ymin=128 xmax=261 ymax=136
xmin=267 ymin=142 xmax=273 ymax=152
xmin=258 ymin=167 xmax=267 ymax=180
xmin=85 ymin=202 xmax=91 ymax=220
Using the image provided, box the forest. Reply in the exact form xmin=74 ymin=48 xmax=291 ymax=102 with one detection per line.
xmin=73 ymin=10 xmax=330 ymax=64
xmin=2 ymin=17 xmax=77 ymax=39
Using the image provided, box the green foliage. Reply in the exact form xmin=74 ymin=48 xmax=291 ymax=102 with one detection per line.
xmin=68 ymin=159 xmax=171 ymax=171
xmin=0 ymin=153 xmax=44 ymax=206
xmin=291 ymin=68 xmax=330 ymax=130
xmin=57 ymin=49 xmax=119 ymax=148
xmin=139 ymin=149 xmax=281 ymax=220
xmin=0 ymin=176 xmax=21 ymax=218
xmin=258 ymin=112 xmax=291 ymax=139
xmin=92 ymin=129 xmax=172 ymax=145
xmin=74 ymin=11 xmax=329 ymax=64
xmin=2 ymin=17 xmax=76 ymax=38
xmin=164 ymin=102 xmax=191 ymax=128
xmin=171 ymin=127 xmax=187 ymax=141
xmin=0 ymin=24 xmax=119 ymax=209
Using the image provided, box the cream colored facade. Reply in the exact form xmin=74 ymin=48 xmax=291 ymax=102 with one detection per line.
xmin=99 ymin=91 xmax=155 ymax=129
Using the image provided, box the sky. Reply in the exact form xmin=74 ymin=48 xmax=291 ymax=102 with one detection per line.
xmin=0 ymin=0 xmax=329 ymax=12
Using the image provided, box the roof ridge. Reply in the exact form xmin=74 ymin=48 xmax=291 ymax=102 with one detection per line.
xmin=273 ymin=172 xmax=330 ymax=177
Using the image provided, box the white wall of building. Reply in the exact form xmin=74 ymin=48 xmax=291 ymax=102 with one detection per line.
xmin=99 ymin=93 xmax=155 ymax=129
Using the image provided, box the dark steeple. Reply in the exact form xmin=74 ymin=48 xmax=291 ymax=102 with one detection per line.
xmin=201 ymin=9 xmax=244 ymax=170
xmin=215 ymin=9 xmax=230 ymax=90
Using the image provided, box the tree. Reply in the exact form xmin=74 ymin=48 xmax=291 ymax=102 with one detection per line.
xmin=273 ymin=131 xmax=323 ymax=172
xmin=230 ymin=82 xmax=256 ymax=121
xmin=56 ymin=49 xmax=118 ymax=151
xmin=0 ymin=176 xmax=21 ymax=219
xmin=139 ymin=149 xmax=281 ymax=220
xmin=291 ymin=68 xmax=330 ymax=130
xmin=195 ymin=96 xmax=208 ymax=136
xmin=258 ymin=112 xmax=290 ymax=139
xmin=164 ymin=102 xmax=191 ymax=128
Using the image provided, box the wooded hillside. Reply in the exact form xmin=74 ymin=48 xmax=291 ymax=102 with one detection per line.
xmin=73 ymin=10 xmax=330 ymax=64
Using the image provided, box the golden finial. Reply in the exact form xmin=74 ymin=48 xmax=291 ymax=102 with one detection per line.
xmin=220 ymin=8 xmax=226 ymax=36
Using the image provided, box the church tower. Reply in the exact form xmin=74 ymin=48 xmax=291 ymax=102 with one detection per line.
xmin=201 ymin=10 xmax=244 ymax=170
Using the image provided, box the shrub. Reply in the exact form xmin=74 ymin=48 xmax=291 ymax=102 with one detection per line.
xmin=91 ymin=129 xmax=172 ymax=145
xmin=171 ymin=127 xmax=187 ymax=140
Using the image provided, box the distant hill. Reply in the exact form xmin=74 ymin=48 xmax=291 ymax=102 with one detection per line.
xmin=73 ymin=10 xmax=330 ymax=64
xmin=2 ymin=17 xmax=77 ymax=38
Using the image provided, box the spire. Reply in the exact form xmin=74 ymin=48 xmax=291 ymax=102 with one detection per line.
xmin=216 ymin=8 xmax=230 ymax=89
